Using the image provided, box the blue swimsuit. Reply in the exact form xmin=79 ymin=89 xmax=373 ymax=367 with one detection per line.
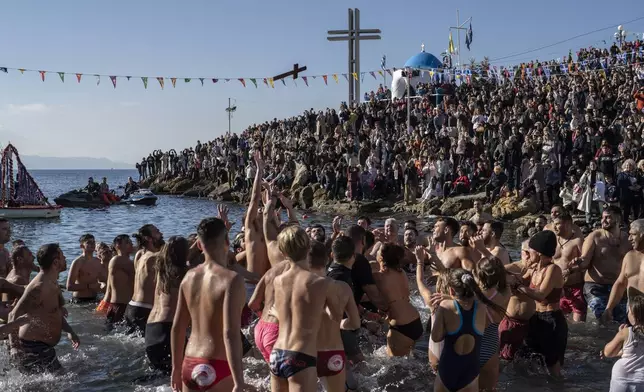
xmin=438 ymin=300 xmax=484 ymax=391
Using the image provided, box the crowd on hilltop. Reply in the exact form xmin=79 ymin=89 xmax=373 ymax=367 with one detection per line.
xmin=139 ymin=39 xmax=644 ymax=222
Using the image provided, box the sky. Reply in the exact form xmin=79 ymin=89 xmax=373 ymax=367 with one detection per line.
xmin=0 ymin=0 xmax=642 ymax=166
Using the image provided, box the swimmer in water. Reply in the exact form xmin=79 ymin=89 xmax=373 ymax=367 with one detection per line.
xmin=269 ymin=225 xmax=342 ymax=392
xmin=67 ymin=234 xmax=105 ymax=304
xmin=3 ymin=246 xmax=35 ymax=303
xmin=105 ymin=235 xmax=135 ymax=330
xmin=126 ymin=224 xmax=164 ymax=336
xmin=171 ymin=217 xmax=251 ymax=391
xmin=146 ymin=236 xmax=189 ymax=375
xmin=95 ymin=242 xmax=112 ymax=313
xmin=9 ymin=244 xmax=80 ymax=374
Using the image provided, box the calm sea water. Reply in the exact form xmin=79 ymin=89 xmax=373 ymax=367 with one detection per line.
xmin=0 ymin=170 xmax=618 ymax=391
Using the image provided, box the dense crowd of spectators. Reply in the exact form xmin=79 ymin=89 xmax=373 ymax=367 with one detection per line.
xmin=139 ymin=39 xmax=644 ymax=222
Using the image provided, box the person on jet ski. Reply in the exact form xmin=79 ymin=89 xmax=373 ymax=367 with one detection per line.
xmin=124 ymin=177 xmax=139 ymax=197
xmin=86 ymin=177 xmax=101 ymax=195
xmin=99 ymin=177 xmax=119 ymax=204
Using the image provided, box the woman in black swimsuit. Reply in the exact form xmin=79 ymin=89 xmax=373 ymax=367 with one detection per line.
xmin=373 ymin=243 xmax=423 ymax=356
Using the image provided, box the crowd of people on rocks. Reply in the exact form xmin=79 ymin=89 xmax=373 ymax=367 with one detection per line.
xmin=139 ymin=40 xmax=644 ymax=217
xmin=6 ymin=148 xmax=644 ymax=391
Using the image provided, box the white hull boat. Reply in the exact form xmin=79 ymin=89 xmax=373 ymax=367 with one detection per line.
xmin=0 ymin=205 xmax=62 ymax=219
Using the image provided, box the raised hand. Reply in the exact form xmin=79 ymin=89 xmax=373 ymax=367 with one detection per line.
xmin=253 ymin=150 xmax=264 ymax=169
xmin=332 ymin=216 xmax=343 ymax=234
xmin=217 ymin=204 xmax=232 ymax=230
xmin=414 ymin=245 xmax=426 ymax=262
xmin=279 ymin=193 xmax=294 ymax=210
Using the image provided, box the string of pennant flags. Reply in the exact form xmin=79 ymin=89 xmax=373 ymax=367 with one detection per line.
xmin=0 ymin=46 xmax=641 ymax=89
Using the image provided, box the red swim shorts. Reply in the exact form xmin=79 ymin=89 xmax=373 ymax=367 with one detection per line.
xmin=254 ymin=319 xmax=279 ymax=363
xmin=498 ymin=316 xmax=530 ymax=361
xmin=182 ymin=357 xmax=231 ymax=391
xmin=560 ymin=284 xmax=587 ymax=316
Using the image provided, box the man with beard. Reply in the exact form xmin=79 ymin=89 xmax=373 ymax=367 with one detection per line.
xmin=9 ymin=244 xmax=80 ymax=373
xmin=126 ymin=224 xmax=164 ymax=336
xmin=428 ymin=217 xmax=478 ymax=271
xmin=309 ymin=224 xmax=327 ymax=244
xmin=544 ymin=205 xmax=583 ymax=239
xmin=105 ymin=235 xmax=135 ymax=329
xmin=572 ymin=206 xmax=631 ymax=323
xmin=401 ymin=227 xmax=420 ymax=270
xmin=552 ymin=213 xmax=585 ymax=322
xmin=481 ymin=221 xmax=511 ymax=265
xmin=66 ymin=234 xmax=105 ymax=304
xmin=602 ymin=219 xmax=644 ymax=323
xmin=0 ymin=219 xmax=12 ymax=278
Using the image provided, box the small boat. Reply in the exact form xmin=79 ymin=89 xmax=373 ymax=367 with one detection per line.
xmin=0 ymin=144 xmax=62 ymax=219
xmin=120 ymin=189 xmax=157 ymax=206
xmin=54 ymin=190 xmax=108 ymax=208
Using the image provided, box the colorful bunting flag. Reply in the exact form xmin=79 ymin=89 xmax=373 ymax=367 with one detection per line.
xmin=386 ymin=69 xmax=392 ymax=76
xmin=238 ymin=78 xmax=246 ymax=87
xmin=311 ymin=76 xmax=317 ymax=79
xmin=378 ymin=71 xmax=383 ymax=77
xmin=110 ymin=76 xmax=117 ymax=88
xmin=199 ymin=78 xmax=204 ymax=86
xmin=332 ymin=74 xmax=338 ymax=83
xmin=249 ymin=78 xmax=257 ymax=88
xmin=95 ymin=75 xmax=100 ymax=85
xmin=302 ymin=76 xmax=308 ymax=86
xmin=281 ymin=79 xmax=286 ymax=86
xmin=268 ymin=78 xmax=274 ymax=88
xmin=370 ymin=71 xmax=376 ymax=79
xmin=212 ymin=79 xmax=218 ymax=83
xmin=184 ymin=78 xmax=191 ymax=83
xmin=263 ymin=78 xmax=268 ymax=87
xmin=18 ymin=69 xmax=25 ymax=74
xmin=58 ymin=72 xmax=64 ymax=82
xmin=322 ymin=75 xmax=328 ymax=85
xmin=126 ymin=76 xmax=131 ymax=80
xmin=171 ymin=78 xmax=177 ymax=88
xmin=76 ymin=73 xmax=82 ymax=83
xmin=352 ymin=73 xmax=358 ymax=81
xmin=39 ymin=71 xmax=46 ymax=81
xmin=224 ymin=79 xmax=230 ymax=82
xmin=343 ymin=74 xmax=348 ymax=82
xmin=157 ymin=77 xmax=164 ymax=89
xmin=0 ymin=67 xmax=7 ymax=73
xmin=142 ymin=77 xmax=148 ymax=89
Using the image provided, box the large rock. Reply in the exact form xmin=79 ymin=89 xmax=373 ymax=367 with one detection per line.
xmin=492 ymin=196 xmax=538 ymax=220
xmin=300 ymin=185 xmax=314 ymax=209
xmin=313 ymin=188 xmax=328 ymax=202
xmin=208 ymin=183 xmax=234 ymax=202
xmin=439 ymin=193 xmax=487 ymax=216
xmin=169 ymin=179 xmax=195 ymax=194
xmin=291 ymin=163 xmax=309 ymax=190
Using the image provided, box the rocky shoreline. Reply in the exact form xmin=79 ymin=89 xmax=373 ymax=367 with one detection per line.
xmin=141 ymin=175 xmax=546 ymax=225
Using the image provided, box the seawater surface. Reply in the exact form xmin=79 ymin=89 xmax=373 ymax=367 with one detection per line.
xmin=0 ymin=170 xmax=619 ymax=391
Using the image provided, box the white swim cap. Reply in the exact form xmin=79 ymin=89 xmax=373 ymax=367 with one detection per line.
xmin=327 ymin=354 xmax=344 ymax=372
xmin=192 ymin=363 xmax=216 ymax=387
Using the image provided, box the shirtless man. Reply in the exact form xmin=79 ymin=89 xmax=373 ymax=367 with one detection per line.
xmin=8 ymin=243 xmax=80 ymax=373
xmin=401 ymin=227 xmax=419 ymax=269
xmin=603 ymin=219 xmax=644 ymax=323
xmin=0 ymin=277 xmax=26 ymax=320
xmin=105 ymin=235 xmax=135 ymax=330
xmin=471 ymin=200 xmax=494 ymax=225
xmin=0 ymin=218 xmax=12 ymax=278
xmin=269 ymin=225 xmax=341 ymax=392
xmin=67 ymin=234 xmax=104 ymax=303
xmin=481 ymin=221 xmax=511 ymax=265
xmin=127 ymin=224 xmax=163 ymax=336
xmin=499 ymin=240 xmax=536 ymax=361
xmin=244 ymin=151 xmax=269 ymax=303
xmin=3 ymin=246 xmax=35 ymax=303
xmin=428 ymin=217 xmax=478 ymax=271
xmin=572 ymin=206 xmax=631 ymax=323
xmin=544 ymin=205 xmax=583 ymax=238
xmin=171 ymin=217 xmax=251 ymax=392
xmin=370 ymin=218 xmax=399 ymax=257
xmin=552 ymin=213 xmax=585 ymax=322
xmin=310 ymin=240 xmax=360 ymax=392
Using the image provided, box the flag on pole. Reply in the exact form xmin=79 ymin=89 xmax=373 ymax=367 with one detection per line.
xmin=449 ymin=31 xmax=455 ymax=54
xmin=465 ymin=22 xmax=473 ymax=50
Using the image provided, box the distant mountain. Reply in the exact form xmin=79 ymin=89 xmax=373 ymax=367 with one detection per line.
xmin=19 ymin=155 xmax=134 ymax=170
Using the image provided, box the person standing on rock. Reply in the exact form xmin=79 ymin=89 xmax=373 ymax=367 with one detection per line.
xmin=244 ymin=150 xmax=269 ymax=304
xmin=572 ymin=206 xmax=631 ymax=323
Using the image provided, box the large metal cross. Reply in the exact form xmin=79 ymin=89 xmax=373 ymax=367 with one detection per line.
xmin=327 ymin=8 xmax=381 ymax=105
xmin=273 ymin=63 xmax=307 ymax=81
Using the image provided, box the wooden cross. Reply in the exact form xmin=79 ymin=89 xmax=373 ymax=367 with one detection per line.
xmin=273 ymin=63 xmax=307 ymax=81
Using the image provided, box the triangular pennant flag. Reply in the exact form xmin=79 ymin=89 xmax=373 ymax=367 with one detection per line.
xmin=352 ymin=73 xmax=358 ymax=81
xmin=171 ymin=78 xmax=177 ymax=88
xmin=302 ymin=76 xmax=308 ymax=86
xmin=333 ymin=74 xmax=339 ymax=83
xmin=378 ymin=70 xmax=384 ymax=77
xmin=238 ymin=78 xmax=246 ymax=87
xmin=39 ymin=71 xmax=46 ymax=81
xmin=268 ymin=78 xmax=274 ymax=88
xmin=281 ymin=79 xmax=286 ymax=86
xmin=249 ymin=78 xmax=257 ymax=88
xmin=361 ymin=73 xmax=365 ymax=83
xmin=343 ymin=74 xmax=349 ymax=82
xmin=126 ymin=76 xmax=131 ymax=81
xmin=76 ymin=73 xmax=82 ymax=83
xmin=224 ymin=79 xmax=230 ymax=82
xmin=184 ymin=78 xmax=191 ymax=83
xmin=0 ymin=67 xmax=7 ymax=73
xmin=95 ymin=75 xmax=101 ymax=85
xmin=323 ymin=75 xmax=328 ymax=85
xmin=212 ymin=78 xmax=218 ymax=84
xmin=58 ymin=72 xmax=65 ymax=82
xmin=157 ymin=77 xmax=164 ymax=89
xmin=370 ymin=71 xmax=376 ymax=79
xmin=311 ymin=75 xmax=317 ymax=79
xmin=142 ymin=77 xmax=148 ymax=89
xmin=263 ymin=78 xmax=268 ymax=87
xmin=18 ymin=69 xmax=25 ymax=74
xmin=110 ymin=76 xmax=117 ymax=88
xmin=386 ymin=69 xmax=392 ymax=76
xmin=199 ymin=78 xmax=204 ymax=86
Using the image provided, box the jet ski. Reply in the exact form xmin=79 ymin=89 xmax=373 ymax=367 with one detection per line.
xmin=120 ymin=189 xmax=158 ymax=206
xmin=54 ymin=190 xmax=109 ymax=208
